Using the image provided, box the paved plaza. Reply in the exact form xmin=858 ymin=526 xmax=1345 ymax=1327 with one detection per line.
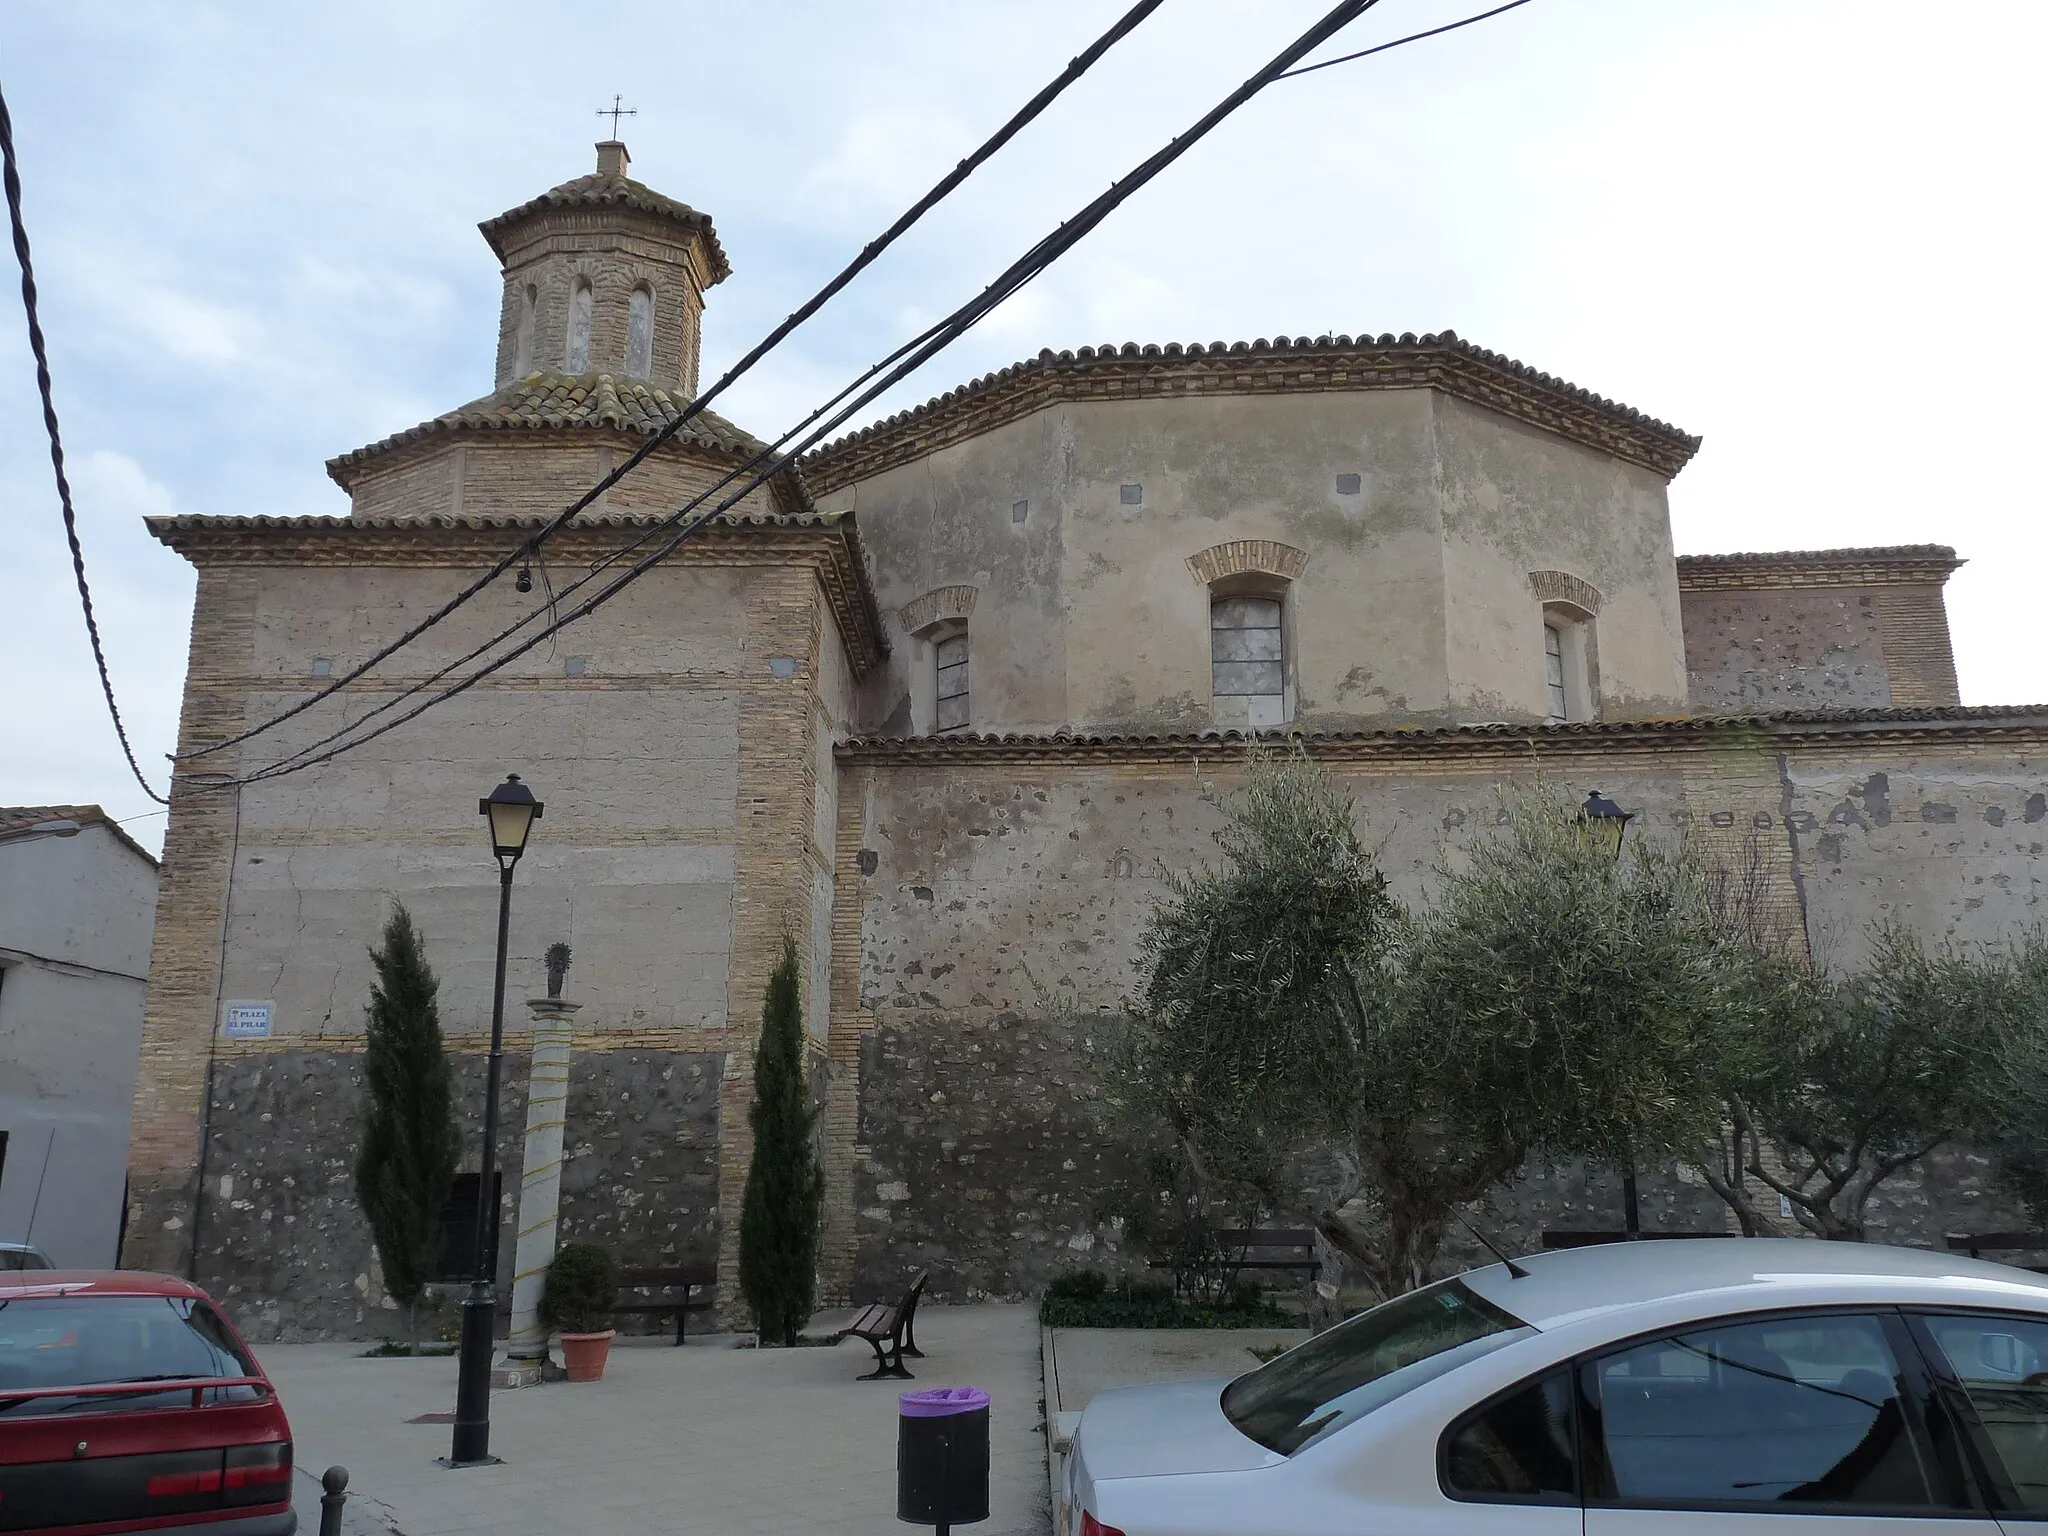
xmin=265 ymin=1305 xmax=1048 ymax=1536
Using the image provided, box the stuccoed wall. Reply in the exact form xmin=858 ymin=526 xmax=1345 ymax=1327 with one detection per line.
xmin=1432 ymin=393 xmax=1687 ymax=721
xmin=1789 ymin=742 xmax=2048 ymax=971
xmin=0 ymin=823 xmax=157 ymax=1267
xmin=190 ymin=1047 xmax=720 ymax=1341
xmin=831 ymin=726 xmax=2048 ymax=1300
xmin=818 ymin=387 xmax=1689 ymax=734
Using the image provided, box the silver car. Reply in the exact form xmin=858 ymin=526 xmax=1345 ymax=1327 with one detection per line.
xmin=1062 ymin=1237 xmax=2048 ymax=1534
xmin=0 ymin=1241 xmax=52 ymax=1270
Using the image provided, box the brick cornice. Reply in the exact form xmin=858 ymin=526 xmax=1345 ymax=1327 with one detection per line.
xmin=1678 ymin=546 xmax=1963 ymax=591
xmin=834 ymin=707 xmax=2048 ymax=767
xmin=148 ymin=511 xmax=889 ymax=679
xmin=804 ymin=331 xmax=1701 ymax=491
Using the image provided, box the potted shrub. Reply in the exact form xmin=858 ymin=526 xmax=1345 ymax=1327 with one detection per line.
xmin=541 ymin=1241 xmax=618 ymax=1382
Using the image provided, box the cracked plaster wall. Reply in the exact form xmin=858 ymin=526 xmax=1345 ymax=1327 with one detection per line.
xmin=819 ymin=388 xmax=1688 ymax=735
xmin=842 ymin=742 xmax=2048 ymax=1296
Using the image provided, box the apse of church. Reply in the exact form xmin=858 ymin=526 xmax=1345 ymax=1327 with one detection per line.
xmin=125 ymin=143 xmax=2040 ymax=1337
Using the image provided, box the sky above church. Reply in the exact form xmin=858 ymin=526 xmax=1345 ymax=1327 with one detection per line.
xmin=4 ymin=0 xmax=2043 ymax=850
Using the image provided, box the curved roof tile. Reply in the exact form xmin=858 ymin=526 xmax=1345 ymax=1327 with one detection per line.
xmin=326 ymin=372 xmax=766 ymax=489
xmin=805 ymin=329 xmax=1701 ymax=488
xmin=479 ymin=171 xmax=731 ymax=284
xmin=837 ymin=705 xmax=2048 ymax=756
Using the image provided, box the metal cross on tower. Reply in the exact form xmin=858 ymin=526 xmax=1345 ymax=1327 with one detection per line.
xmin=596 ymin=95 xmax=637 ymax=137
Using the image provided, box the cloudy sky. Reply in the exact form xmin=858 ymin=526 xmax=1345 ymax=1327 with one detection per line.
xmin=4 ymin=0 xmax=2043 ymax=852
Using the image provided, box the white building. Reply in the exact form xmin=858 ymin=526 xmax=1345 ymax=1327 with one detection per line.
xmin=0 ymin=806 xmax=158 ymax=1267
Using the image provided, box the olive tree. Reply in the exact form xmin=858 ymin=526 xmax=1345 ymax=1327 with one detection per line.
xmin=1105 ymin=751 xmax=1774 ymax=1300
xmin=1982 ymin=933 xmax=2048 ymax=1223
xmin=1737 ymin=927 xmax=2027 ymax=1241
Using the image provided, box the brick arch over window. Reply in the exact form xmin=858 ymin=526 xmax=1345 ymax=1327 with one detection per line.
xmin=1186 ymin=540 xmax=1309 ymax=587
xmin=899 ymin=585 xmax=978 ymax=635
xmin=1527 ymin=569 xmax=1603 ymax=617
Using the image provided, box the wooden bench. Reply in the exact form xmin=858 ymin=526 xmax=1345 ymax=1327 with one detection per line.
xmin=611 ymin=1262 xmax=717 ymax=1345
xmin=1946 ymin=1232 xmax=2048 ymax=1274
xmin=1149 ymin=1228 xmax=1321 ymax=1284
xmin=840 ymin=1269 xmax=928 ymax=1380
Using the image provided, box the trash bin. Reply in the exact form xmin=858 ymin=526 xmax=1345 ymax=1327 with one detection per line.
xmin=898 ymin=1385 xmax=990 ymax=1530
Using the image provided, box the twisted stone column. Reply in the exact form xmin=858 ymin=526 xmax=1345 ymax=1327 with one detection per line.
xmin=499 ymin=998 xmax=579 ymax=1377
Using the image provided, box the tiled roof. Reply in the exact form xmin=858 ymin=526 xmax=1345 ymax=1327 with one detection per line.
xmin=148 ymin=509 xmax=848 ymax=535
xmin=1677 ymin=545 xmax=1961 ymax=568
xmin=146 ymin=508 xmax=892 ymax=678
xmin=326 ymin=373 xmax=767 ymax=489
xmin=805 ymin=330 xmax=1702 ymax=489
xmin=1676 ymin=545 xmax=1964 ymax=589
xmin=0 ymin=804 xmax=158 ymax=866
xmin=479 ymin=172 xmax=730 ymax=284
xmin=836 ymin=705 xmax=2048 ymax=759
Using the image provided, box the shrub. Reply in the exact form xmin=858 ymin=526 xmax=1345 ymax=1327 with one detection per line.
xmin=541 ymin=1242 xmax=617 ymax=1335
xmin=1038 ymin=1273 xmax=1287 ymax=1329
xmin=1046 ymin=1269 xmax=1110 ymax=1301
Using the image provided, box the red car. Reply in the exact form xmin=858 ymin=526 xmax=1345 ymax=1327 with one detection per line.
xmin=0 ymin=1271 xmax=294 ymax=1536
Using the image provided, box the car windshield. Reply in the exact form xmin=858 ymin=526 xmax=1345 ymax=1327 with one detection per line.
xmin=1222 ymin=1278 xmax=1531 ymax=1454
xmin=0 ymin=1248 xmax=51 ymax=1271
xmin=0 ymin=1295 xmax=260 ymax=1414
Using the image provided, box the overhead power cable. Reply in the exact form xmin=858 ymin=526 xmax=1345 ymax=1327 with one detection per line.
xmin=247 ymin=0 xmax=1547 ymax=784
xmin=0 ymin=82 xmax=168 ymax=805
xmin=1277 ymin=0 xmax=1537 ymax=79
xmin=220 ymin=0 xmax=1388 ymax=789
xmin=178 ymin=0 xmax=1165 ymax=764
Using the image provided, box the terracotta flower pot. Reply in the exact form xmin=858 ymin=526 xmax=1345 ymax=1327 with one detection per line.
xmin=558 ymin=1329 xmax=616 ymax=1382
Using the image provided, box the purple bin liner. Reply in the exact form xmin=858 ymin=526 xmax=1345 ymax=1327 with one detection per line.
xmin=900 ymin=1386 xmax=990 ymax=1417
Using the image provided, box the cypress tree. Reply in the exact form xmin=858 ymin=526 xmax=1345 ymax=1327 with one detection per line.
xmin=737 ymin=936 xmax=824 ymax=1345
xmin=354 ymin=902 xmax=460 ymax=1347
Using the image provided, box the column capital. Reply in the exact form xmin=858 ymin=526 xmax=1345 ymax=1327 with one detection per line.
xmin=524 ymin=997 xmax=583 ymax=1027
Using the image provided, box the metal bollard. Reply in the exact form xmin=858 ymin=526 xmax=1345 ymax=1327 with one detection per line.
xmin=318 ymin=1465 xmax=349 ymax=1536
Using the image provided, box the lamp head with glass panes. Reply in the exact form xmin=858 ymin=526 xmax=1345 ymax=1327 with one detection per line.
xmin=479 ymin=774 xmax=543 ymax=869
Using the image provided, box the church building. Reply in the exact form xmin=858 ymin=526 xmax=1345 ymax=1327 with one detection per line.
xmin=125 ymin=143 xmax=2044 ymax=1336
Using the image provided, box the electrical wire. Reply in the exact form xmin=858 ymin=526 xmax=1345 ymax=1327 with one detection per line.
xmin=0 ymin=81 xmax=168 ymax=805
xmin=220 ymin=0 xmax=1386 ymax=789
xmin=177 ymin=0 xmax=1166 ymax=763
xmin=280 ymin=0 xmax=1548 ymax=774
xmin=1277 ymin=0 xmax=1537 ymax=80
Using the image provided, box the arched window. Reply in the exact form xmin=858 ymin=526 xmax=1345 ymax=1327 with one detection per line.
xmin=1211 ymin=590 xmax=1287 ymax=730
xmin=1528 ymin=573 xmax=1602 ymax=725
xmin=513 ymin=284 xmax=537 ymax=376
xmin=934 ymin=627 xmax=970 ymax=732
xmin=564 ymin=279 xmax=593 ymax=372
xmin=1540 ymin=608 xmax=1596 ymax=722
xmin=624 ymin=286 xmax=654 ymax=379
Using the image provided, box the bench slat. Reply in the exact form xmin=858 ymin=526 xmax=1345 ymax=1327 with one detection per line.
xmin=1211 ymin=1230 xmax=1316 ymax=1246
xmin=1946 ymin=1232 xmax=2048 ymax=1251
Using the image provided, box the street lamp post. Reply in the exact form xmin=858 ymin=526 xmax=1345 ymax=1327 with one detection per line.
xmin=447 ymin=774 xmax=543 ymax=1470
xmin=1579 ymin=790 xmax=1640 ymax=1238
